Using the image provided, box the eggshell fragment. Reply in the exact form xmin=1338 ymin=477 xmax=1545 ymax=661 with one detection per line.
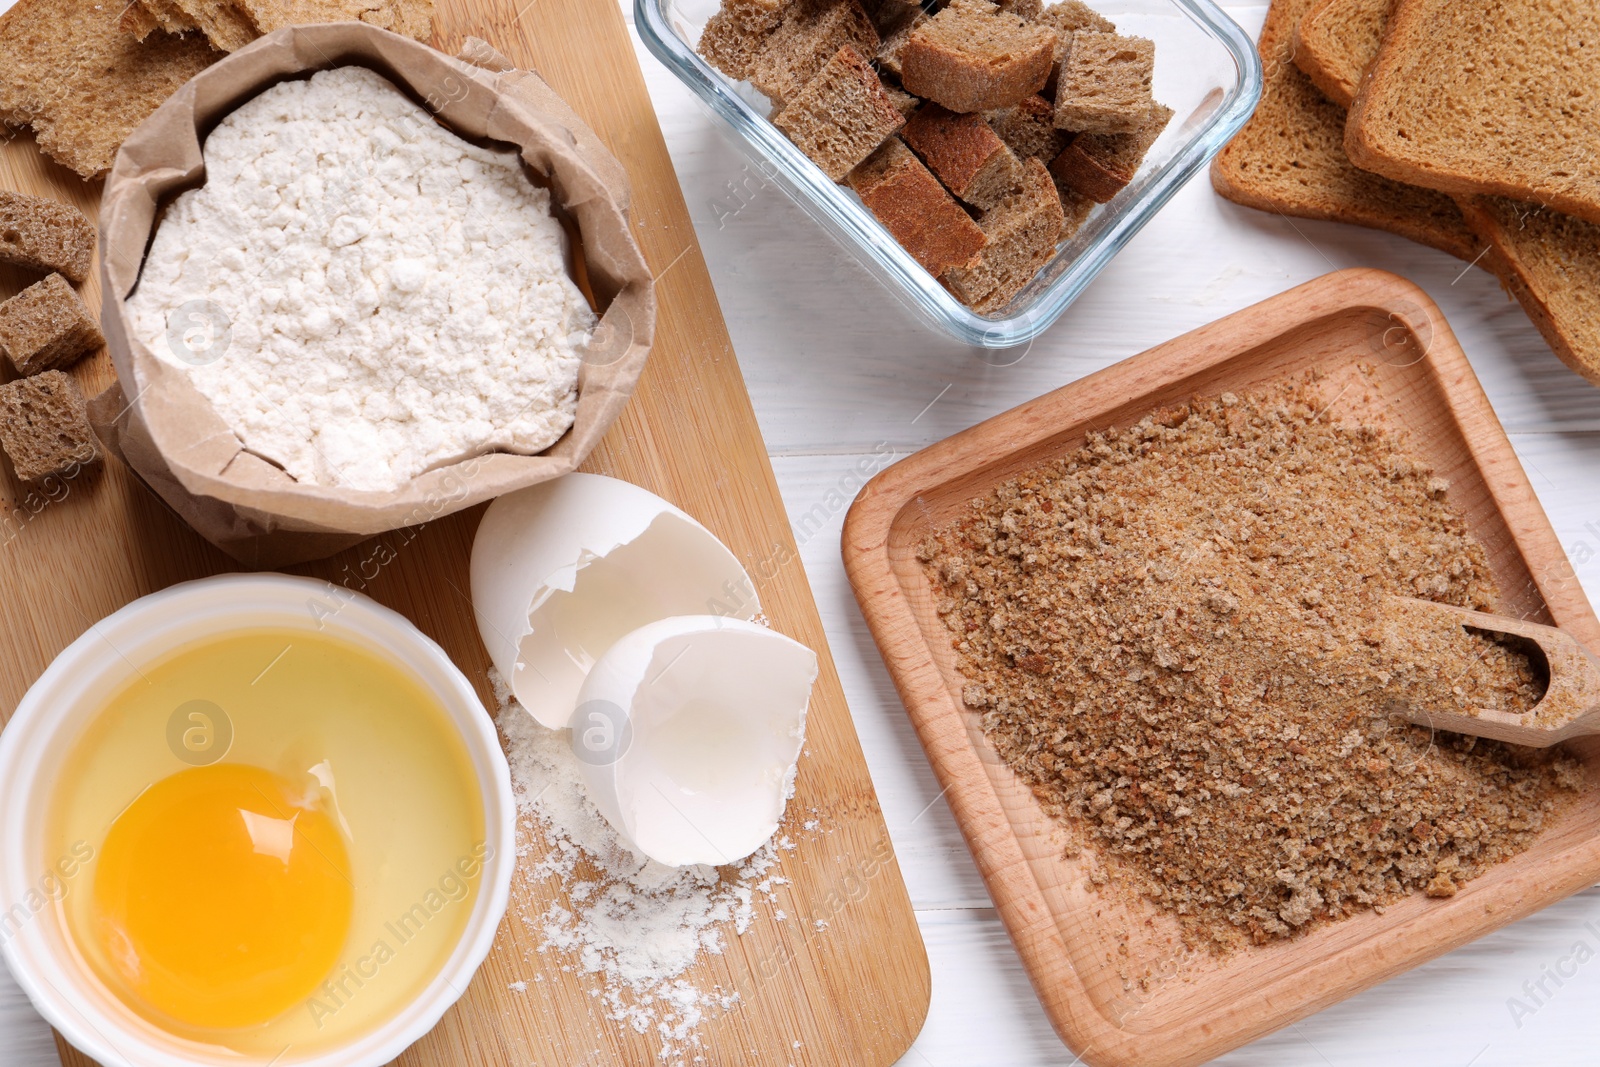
xmin=572 ymin=616 xmax=817 ymax=867
xmin=470 ymin=475 xmax=759 ymax=730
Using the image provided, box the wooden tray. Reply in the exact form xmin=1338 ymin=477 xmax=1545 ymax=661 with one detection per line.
xmin=0 ymin=0 xmax=931 ymax=1063
xmin=841 ymin=268 xmax=1600 ymax=1067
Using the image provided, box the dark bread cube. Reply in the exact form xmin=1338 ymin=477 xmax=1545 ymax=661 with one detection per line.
xmin=903 ymin=103 xmax=1023 ymax=210
xmin=0 ymin=370 xmax=101 ymax=484
xmin=944 ymin=157 xmax=1066 ymax=312
xmin=901 ymin=0 xmax=1057 ymax=113
xmin=1054 ymin=31 xmax=1155 ymax=133
xmin=0 ymin=190 xmax=95 ymax=284
xmin=1033 ymin=0 xmax=1116 ymax=96
xmin=882 ymin=81 xmax=921 ymax=117
xmin=875 ymin=5 xmax=928 ymax=77
xmin=1050 ymin=101 xmax=1172 ymax=201
xmin=986 ymin=94 xmax=1067 ymax=163
xmin=0 ymin=273 xmax=104 ymax=375
xmin=750 ymin=0 xmax=879 ymax=106
xmin=848 ymin=138 xmax=987 ymax=275
xmin=699 ymin=0 xmax=791 ymax=79
xmin=773 ymin=45 xmax=905 ymax=180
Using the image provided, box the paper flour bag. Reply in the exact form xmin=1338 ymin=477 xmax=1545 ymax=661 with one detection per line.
xmin=94 ymin=25 xmax=655 ymax=567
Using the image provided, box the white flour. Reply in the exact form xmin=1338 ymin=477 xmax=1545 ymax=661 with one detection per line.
xmin=128 ymin=66 xmax=594 ymax=491
xmin=492 ymin=672 xmax=798 ymax=1061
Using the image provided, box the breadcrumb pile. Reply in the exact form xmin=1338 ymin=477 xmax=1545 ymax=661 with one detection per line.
xmin=923 ymin=379 xmax=1582 ymax=951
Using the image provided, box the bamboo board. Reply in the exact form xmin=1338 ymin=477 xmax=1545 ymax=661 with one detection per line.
xmin=842 ymin=269 xmax=1600 ymax=1067
xmin=0 ymin=0 xmax=931 ymax=1063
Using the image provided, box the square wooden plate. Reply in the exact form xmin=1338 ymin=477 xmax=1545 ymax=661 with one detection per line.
xmin=841 ymin=268 xmax=1600 ymax=1067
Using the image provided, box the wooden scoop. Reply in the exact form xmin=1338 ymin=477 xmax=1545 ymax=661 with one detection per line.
xmin=1384 ymin=597 xmax=1600 ymax=747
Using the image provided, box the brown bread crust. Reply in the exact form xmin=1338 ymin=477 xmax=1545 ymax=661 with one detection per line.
xmin=903 ymin=103 xmax=1021 ymax=210
xmin=848 ymin=138 xmax=987 ymax=275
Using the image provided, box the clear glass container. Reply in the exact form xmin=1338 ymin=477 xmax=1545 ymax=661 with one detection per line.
xmin=635 ymin=0 xmax=1263 ymax=347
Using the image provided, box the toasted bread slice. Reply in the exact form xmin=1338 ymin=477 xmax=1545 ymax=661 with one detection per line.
xmin=233 ymin=0 xmax=434 ymax=42
xmin=165 ymin=0 xmax=259 ymax=51
xmin=1458 ymin=197 xmax=1600 ymax=387
xmin=1346 ymin=0 xmax=1600 ymax=226
xmin=1297 ymin=0 xmax=1600 ymax=389
xmin=0 ymin=0 xmax=221 ymax=178
xmin=120 ymin=0 xmax=201 ymax=39
xmin=1292 ymin=0 xmax=1386 ymax=108
xmin=1209 ymin=0 xmax=1482 ymax=263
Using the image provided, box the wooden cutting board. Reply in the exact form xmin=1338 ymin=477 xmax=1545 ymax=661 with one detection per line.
xmin=0 ymin=0 xmax=931 ymax=1063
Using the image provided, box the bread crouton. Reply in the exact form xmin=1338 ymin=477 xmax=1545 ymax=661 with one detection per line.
xmin=848 ymin=138 xmax=987 ymax=275
xmin=901 ymin=0 xmax=1056 ymax=113
xmin=773 ymin=45 xmax=905 ymax=179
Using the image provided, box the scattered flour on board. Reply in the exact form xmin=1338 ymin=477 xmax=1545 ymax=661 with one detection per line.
xmin=492 ymin=671 xmax=808 ymax=1061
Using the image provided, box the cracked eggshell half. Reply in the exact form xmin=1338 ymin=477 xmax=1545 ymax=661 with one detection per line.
xmin=572 ymin=616 xmax=818 ymax=868
xmin=470 ymin=474 xmax=759 ymax=730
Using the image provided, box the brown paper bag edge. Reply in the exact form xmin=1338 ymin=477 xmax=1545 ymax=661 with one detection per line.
xmin=93 ymin=24 xmax=655 ymax=564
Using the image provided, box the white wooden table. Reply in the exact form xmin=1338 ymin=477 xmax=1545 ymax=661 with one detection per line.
xmin=4 ymin=4 xmax=1600 ymax=1065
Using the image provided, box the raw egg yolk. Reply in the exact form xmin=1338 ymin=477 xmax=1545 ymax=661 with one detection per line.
xmin=92 ymin=763 xmax=353 ymax=1030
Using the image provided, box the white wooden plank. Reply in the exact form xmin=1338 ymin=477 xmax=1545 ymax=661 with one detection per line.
xmin=0 ymin=966 xmax=55 ymax=1067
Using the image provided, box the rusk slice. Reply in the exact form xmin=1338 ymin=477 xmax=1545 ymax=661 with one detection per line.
xmin=1458 ymin=197 xmax=1600 ymax=387
xmin=1345 ymin=0 xmax=1600 ymax=227
xmin=1291 ymin=0 xmax=1386 ymax=108
xmin=1303 ymin=0 xmax=1600 ymax=389
xmin=1208 ymin=0 xmax=1483 ymax=263
xmin=232 ymin=0 xmax=434 ymax=43
xmin=164 ymin=0 xmax=260 ymax=52
xmin=0 ymin=0 xmax=220 ymax=178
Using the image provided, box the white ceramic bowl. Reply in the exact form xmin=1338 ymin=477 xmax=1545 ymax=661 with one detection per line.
xmin=0 ymin=573 xmax=515 ymax=1067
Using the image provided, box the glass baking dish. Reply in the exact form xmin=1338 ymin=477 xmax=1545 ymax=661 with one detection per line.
xmin=635 ymin=0 xmax=1262 ymax=348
